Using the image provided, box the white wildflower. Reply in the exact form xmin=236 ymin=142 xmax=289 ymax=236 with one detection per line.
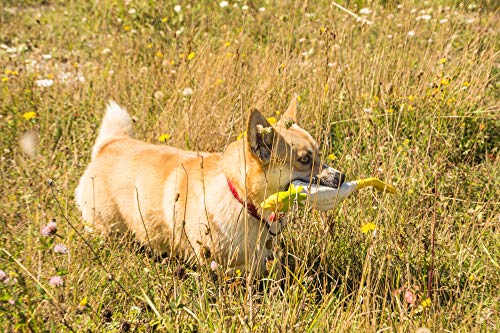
xmin=41 ymin=54 xmax=52 ymax=60
xmin=174 ymin=5 xmax=182 ymax=13
xmin=128 ymin=8 xmax=136 ymax=15
xmin=83 ymin=225 xmax=94 ymax=233
xmin=439 ymin=18 xmax=448 ymax=24
xmin=258 ymin=7 xmax=266 ymax=12
xmin=416 ymin=15 xmax=432 ymax=21
xmin=356 ymin=17 xmax=373 ymax=25
xmin=35 ymin=79 xmax=54 ymax=88
xmin=182 ymin=87 xmax=193 ymax=96
xmin=407 ymin=30 xmax=416 ymax=37
xmin=154 ymin=91 xmax=164 ymax=99
xmin=359 ymin=8 xmax=372 ymax=15
xmin=219 ymin=1 xmax=228 ymax=8
xmin=241 ymin=5 xmax=248 ymax=10
xmin=58 ymin=71 xmax=72 ymax=83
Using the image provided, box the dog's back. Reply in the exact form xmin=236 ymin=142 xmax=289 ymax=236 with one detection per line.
xmin=75 ymin=102 xmax=207 ymax=255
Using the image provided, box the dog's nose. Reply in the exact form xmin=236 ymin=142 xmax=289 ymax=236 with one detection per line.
xmin=318 ymin=166 xmax=345 ymax=188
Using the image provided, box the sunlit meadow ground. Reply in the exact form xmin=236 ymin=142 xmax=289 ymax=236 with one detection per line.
xmin=1 ymin=0 xmax=499 ymax=331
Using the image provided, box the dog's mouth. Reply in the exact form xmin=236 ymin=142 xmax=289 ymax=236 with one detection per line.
xmin=283 ymin=173 xmax=346 ymax=191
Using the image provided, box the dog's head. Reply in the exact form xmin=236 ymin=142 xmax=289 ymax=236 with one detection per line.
xmin=244 ymin=96 xmax=345 ymax=201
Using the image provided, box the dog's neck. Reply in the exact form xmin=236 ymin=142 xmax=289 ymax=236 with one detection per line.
xmin=225 ymin=177 xmax=261 ymax=221
xmin=221 ymin=140 xmax=286 ymax=237
xmin=221 ymin=140 xmax=265 ymax=206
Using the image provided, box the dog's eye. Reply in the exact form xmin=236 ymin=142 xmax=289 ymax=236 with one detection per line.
xmin=299 ymin=155 xmax=310 ymax=164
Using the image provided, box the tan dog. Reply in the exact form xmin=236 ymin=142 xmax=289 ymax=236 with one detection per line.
xmin=75 ymin=97 xmax=345 ymax=277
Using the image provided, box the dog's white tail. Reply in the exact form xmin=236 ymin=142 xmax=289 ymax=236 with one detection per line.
xmin=91 ymin=100 xmax=132 ymax=159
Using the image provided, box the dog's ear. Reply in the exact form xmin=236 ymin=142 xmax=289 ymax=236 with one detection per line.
xmin=247 ymin=109 xmax=275 ymax=165
xmin=281 ymin=93 xmax=299 ymax=123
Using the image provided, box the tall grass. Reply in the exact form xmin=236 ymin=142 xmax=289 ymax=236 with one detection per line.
xmin=1 ymin=1 xmax=498 ymax=331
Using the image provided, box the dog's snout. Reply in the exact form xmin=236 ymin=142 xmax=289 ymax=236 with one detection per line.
xmin=318 ymin=166 xmax=345 ymax=188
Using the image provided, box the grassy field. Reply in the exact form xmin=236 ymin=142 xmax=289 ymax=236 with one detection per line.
xmin=1 ymin=0 xmax=499 ymax=331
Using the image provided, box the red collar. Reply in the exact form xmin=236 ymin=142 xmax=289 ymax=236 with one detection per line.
xmin=226 ymin=177 xmax=282 ymax=237
xmin=226 ymin=177 xmax=262 ymax=221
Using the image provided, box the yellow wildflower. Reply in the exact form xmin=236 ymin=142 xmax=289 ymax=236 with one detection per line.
xmin=237 ymin=131 xmax=246 ymax=140
xmin=4 ymin=69 xmax=12 ymax=75
xmin=297 ymin=95 xmax=302 ymax=102
xmin=161 ymin=17 xmax=168 ymax=23
xmin=326 ymin=153 xmax=336 ymax=162
xmin=408 ymin=95 xmax=415 ymax=102
xmin=462 ymin=81 xmax=470 ymax=87
xmin=224 ymin=41 xmax=231 ymax=47
xmin=386 ymin=108 xmax=394 ymax=114
xmin=22 ymin=112 xmax=37 ymax=120
xmin=440 ymin=78 xmax=450 ymax=86
xmin=124 ymin=25 xmax=131 ymax=31
xmin=1 ymin=77 xmax=8 ymax=82
xmin=155 ymin=51 xmax=163 ymax=58
xmin=420 ymin=298 xmax=431 ymax=308
xmin=147 ymin=43 xmax=153 ymax=49
xmin=226 ymin=52 xmax=232 ymax=58
xmin=187 ymin=52 xmax=195 ymax=60
xmin=360 ymin=222 xmax=377 ymax=234
xmin=158 ymin=134 xmax=171 ymax=142
xmin=79 ymin=297 xmax=88 ymax=307
xmin=266 ymin=117 xmax=277 ymax=125
xmin=439 ymin=57 xmax=447 ymax=64
xmin=235 ymin=269 xmax=241 ymax=277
